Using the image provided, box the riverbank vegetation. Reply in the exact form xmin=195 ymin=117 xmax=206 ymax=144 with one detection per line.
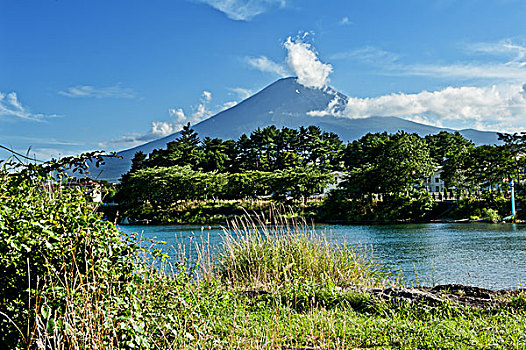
xmin=112 ymin=124 xmax=526 ymax=224
xmin=2 ymin=155 xmax=526 ymax=349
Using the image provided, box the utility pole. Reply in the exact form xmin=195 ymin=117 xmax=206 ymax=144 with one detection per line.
xmin=511 ymin=179 xmax=516 ymax=217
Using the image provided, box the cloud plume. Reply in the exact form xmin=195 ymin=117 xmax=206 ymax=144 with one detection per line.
xmin=284 ymin=36 xmax=333 ymax=88
xmin=246 ymin=34 xmax=333 ymax=88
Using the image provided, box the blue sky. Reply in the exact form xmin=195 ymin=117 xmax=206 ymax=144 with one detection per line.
xmin=2 ymin=0 xmax=526 ymax=159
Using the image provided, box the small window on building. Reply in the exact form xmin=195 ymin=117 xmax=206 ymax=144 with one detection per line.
xmin=436 ymin=186 xmax=439 ymax=192
xmin=435 ymin=178 xmax=440 ymax=183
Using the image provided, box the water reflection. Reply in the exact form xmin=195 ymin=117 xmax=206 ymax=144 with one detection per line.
xmin=119 ymin=223 xmax=526 ymax=290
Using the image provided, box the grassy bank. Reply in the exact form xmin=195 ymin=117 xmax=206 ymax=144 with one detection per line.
xmin=2 ymin=173 xmax=526 ymax=349
xmin=105 ymin=198 xmax=325 ymax=225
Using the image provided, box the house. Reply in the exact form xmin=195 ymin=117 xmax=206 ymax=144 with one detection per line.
xmin=424 ymin=167 xmax=446 ymax=194
xmin=323 ymin=171 xmax=346 ymax=193
xmin=311 ymin=171 xmax=346 ymax=198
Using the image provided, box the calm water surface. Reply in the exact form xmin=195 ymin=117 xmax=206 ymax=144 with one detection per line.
xmin=118 ymin=223 xmax=526 ymax=290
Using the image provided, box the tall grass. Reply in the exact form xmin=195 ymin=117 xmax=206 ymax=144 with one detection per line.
xmin=215 ymin=207 xmax=388 ymax=289
xmin=24 ymin=242 xmax=201 ymax=349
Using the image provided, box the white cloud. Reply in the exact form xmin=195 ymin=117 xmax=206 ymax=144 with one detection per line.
xmin=151 ymin=121 xmax=180 ymax=137
xmin=330 ymin=46 xmax=400 ymax=65
xmin=307 ymin=39 xmax=526 ymax=133
xmin=340 ymin=41 xmax=526 ymax=83
xmin=100 ymin=90 xmax=220 ymax=149
xmin=0 ymin=143 xmax=88 ymax=162
xmin=202 ymin=90 xmax=212 ymax=102
xmin=168 ymin=108 xmax=186 ymax=121
xmin=0 ymin=92 xmax=58 ymax=121
xmin=154 ymin=90 xmax=216 ymax=137
xmin=246 ymin=56 xmax=288 ymax=76
xmin=59 ymin=85 xmax=136 ymax=99
xmin=97 ymin=133 xmax=152 ymax=149
xmin=468 ymin=40 xmax=526 ymax=65
xmin=309 ymin=83 xmax=526 ymax=133
xmin=339 ymin=17 xmax=351 ymax=25
xmin=1 ymin=135 xmax=83 ymax=146
xmin=222 ymin=101 xmax=238 ymax=109
xmin=196 ymin=0 xmax=285 ymax=21
xmin=306 ymin=94 xmax=347 ymax=118
xmin=405 ymin=40 xmax=526 ymax=81
xmin=400 ymin=63 xmax=526 ymax=82
xmin=284 ymin=36 xmax=333 ymax=88
xmin=23 ymin=148 xmax=68 ymax=161
xmin=154 ymin=89 xmax=244 ymax=140
xmin=229 ymin=87 xmax=254 ymax=100
xmin=245 ymin=34 xmax=333 ymax=88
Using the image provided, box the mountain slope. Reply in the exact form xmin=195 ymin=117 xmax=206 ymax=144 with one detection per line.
xmin=94 ymin=77 xmax=499 ymax=182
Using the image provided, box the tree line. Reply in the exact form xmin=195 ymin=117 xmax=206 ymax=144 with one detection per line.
xmin=115 ymin=123 xmax=526 ymax=221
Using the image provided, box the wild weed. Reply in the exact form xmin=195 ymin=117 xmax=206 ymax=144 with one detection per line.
xmin=215 ymin=206 xmax=389 ymax=290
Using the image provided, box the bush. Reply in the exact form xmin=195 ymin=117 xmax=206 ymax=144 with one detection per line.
xmin=483 ymin=208 xmax=501 ymax=223
xmin=450 ymin=196 xmax=508 ymax=220
xmin=0 ymin=169 xmax=137 ymax=348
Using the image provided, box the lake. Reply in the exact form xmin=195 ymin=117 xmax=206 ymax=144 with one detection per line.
xmin=118 ymin=222 xmax=526 ymax=290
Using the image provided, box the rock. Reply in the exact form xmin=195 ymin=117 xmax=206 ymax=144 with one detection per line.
xmin=241 ymin=284 xmax=526 ymax=308
xmin=363 ymin=287 xmax=444 ymax=305
xmin=431 ymin=284 xmax=494 ymax=299
xmin=383 ymin=287 xmax=445 ymax=305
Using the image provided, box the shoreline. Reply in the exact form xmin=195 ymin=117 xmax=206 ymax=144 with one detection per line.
xmin=117 ymin=217 xmax=526 ymax=226
xmin=103 ymin=198 xmax=523 ymax=226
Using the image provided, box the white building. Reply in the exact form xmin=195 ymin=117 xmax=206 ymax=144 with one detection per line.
xmin=323 ymin=171 xmax=346 ymax=193
xmin=424 ymin=167 xmax=446 ymax=193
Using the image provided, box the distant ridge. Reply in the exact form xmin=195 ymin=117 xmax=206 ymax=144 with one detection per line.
xmin=95 ymin=77 xmax=499 ymax=182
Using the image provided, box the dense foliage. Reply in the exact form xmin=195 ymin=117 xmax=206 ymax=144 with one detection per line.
xmin=115 ymin=125 xmax=526 ymax=223
xmin=0 ymin=154 xmax=139 ymax=349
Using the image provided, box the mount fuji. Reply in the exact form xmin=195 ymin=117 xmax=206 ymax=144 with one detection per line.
xmin=94 ymin=77 xmax=499 ymax=182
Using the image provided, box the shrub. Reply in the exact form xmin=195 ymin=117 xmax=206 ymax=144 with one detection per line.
xmin=0 ymin=162 xmax=137 ymax=348
xmin=483 ymin=208 xmax=501 ymax=223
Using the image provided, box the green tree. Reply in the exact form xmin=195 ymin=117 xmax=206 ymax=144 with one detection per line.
xmin=200 ymin=137 xmax=231 ymax=172
xmin=425 ymin=131 xmax=474 ymax=164
xmin=269 ymin=166 xmax=335 ymax=201
xmin=342 ymin=132 xmax=436 ymax=197
xmin=146 ymin=123 xmax=204 ymax=168
xmin=275 ymin=127 xmax=302 ymax=169
xmin=233 ymin=134 xmax=256 ymax=172
xmin=130 ymin=151 xmax=147 ymax=171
